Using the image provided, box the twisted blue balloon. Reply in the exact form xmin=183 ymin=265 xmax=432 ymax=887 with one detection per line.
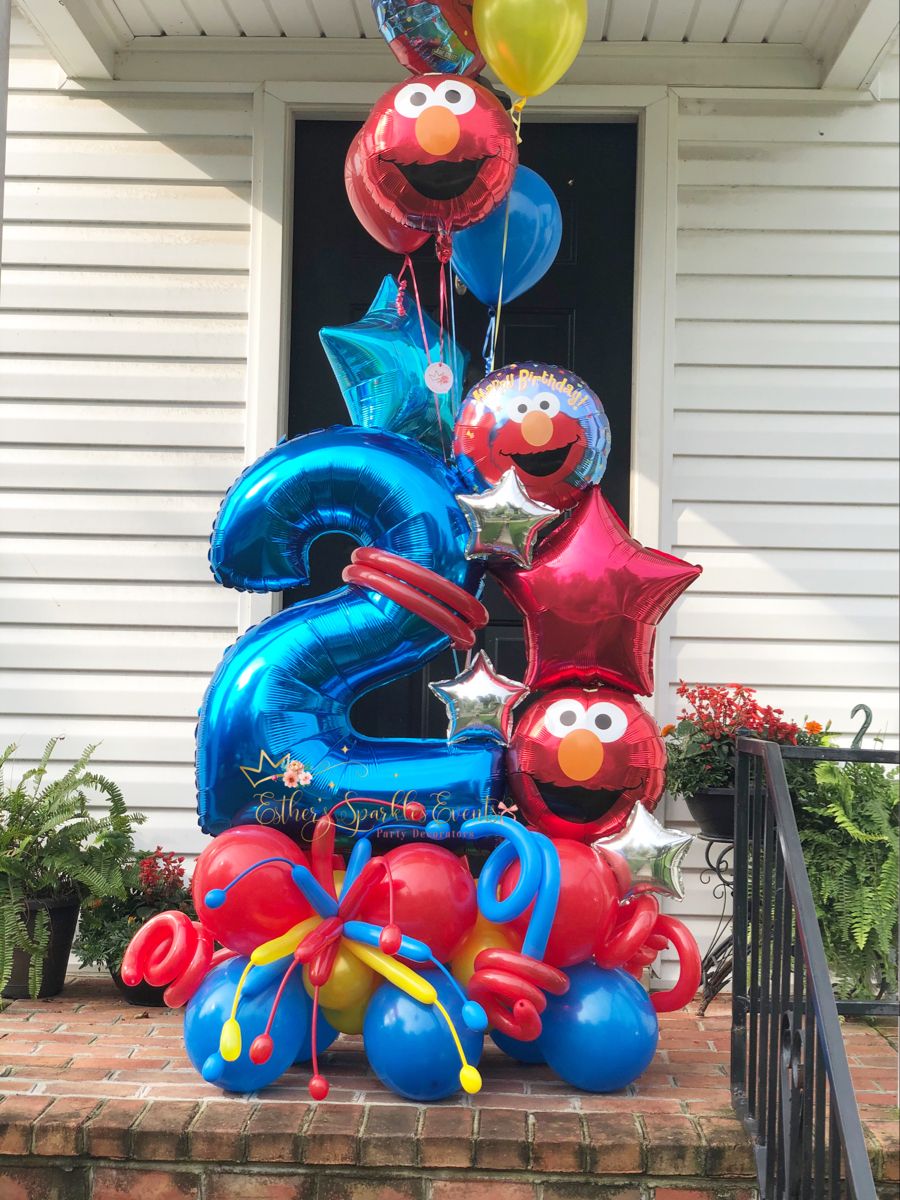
xmin=461 ymin=817 xmax=560 ymax=960
xmin=196 ymin=426 xmax=504 ymax=840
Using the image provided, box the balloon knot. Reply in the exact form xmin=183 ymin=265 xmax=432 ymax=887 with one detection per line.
xmin=395 ymin=278 xmax=408 ymax=317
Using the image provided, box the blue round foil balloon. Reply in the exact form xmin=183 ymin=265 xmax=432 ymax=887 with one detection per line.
xmin=453 ymin=362 xmax=611 ymax=511
xmin=184 ymin=956 xmax=325 ymax=1094
xmin=363 ymin=973 xmax=483 ymax=1101
xmin=452 ymin=167 xmax=563 ymax=308
xmin=196 ymin=426 xmax=505 ymax=842
xmin=540 ymin=963 xmax=659 ymax=1093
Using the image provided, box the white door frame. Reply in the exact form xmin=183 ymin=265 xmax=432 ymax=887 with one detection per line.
xmin=240 ymin=83 xmax=679 ymax=651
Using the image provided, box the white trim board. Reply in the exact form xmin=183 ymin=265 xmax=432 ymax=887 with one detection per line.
xmin=241 ymin=84 xmax=679 ymax=722
xmin=114 ymin=38 xmax=821 ymax=89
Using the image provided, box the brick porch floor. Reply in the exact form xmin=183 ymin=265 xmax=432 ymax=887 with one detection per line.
xmin=0 ymin=975 xmax=897 ymax=1199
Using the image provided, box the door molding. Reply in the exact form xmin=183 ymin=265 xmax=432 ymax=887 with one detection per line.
xmin=243 ymin=83 xmax=679 ymax=708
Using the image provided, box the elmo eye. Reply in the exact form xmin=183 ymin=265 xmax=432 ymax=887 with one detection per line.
xmin=436 ymin=80 xmax=476 ymax=114
xmin=544 ymin=700 xmax=586 ymax=739
xmin=395 ymin=83 xmax=436 ymax=118
xmin=534 ymin=392 xmax=560 ymax=418
xmin=585 ymin=702 xmax=628 ymax=743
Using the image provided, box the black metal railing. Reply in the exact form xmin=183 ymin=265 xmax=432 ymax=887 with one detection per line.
xmin=731 ymin=735 xmax=899 ymax=1200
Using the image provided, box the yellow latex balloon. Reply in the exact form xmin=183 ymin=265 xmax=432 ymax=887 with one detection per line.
xmin=322 ymin=984 xmax=375 ymax=1036
xmin=252 ymin=916 xmax=319 ymax=967
xmin=304 ymin=943 xmax=375 ymax=1011
xmin=451 ymin=914 xmax=517 ymax=988
xmin=347 ymin=940 xmax=437 ymax=1006
xmin=474 ymin=0 xmax=588 ymax=98
xmin=219 ymin=1018 xmax=242 ymax=1063
xmin=459 ymin=1064 xmax=483 ymax=1095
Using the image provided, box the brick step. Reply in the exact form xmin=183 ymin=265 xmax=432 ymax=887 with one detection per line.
xmin=1 ymin=980 xmax=897 ymax=1199
xmin=0 ymin=1091 xmax=760 ymax=1200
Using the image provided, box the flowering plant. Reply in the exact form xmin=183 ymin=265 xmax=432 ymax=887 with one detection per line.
xmin=662 ymin=682 xmax=827 ymax=799
xmin=75 ymin=847 xmax=195 ymax=976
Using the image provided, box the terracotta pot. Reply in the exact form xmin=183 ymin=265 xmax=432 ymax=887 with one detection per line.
xmin=2 ymin=894 xmax=80 ymax=1000
xmin=685 ymin=787 xmax=736 ymax=840
xmin=110 ymin=969 xmax=168 ymax=1008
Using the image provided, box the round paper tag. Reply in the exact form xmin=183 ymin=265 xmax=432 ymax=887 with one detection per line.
xmin=424 ymin=362 xmax=454 ymax=393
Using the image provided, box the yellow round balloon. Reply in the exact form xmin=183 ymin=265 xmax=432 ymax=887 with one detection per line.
xmin=304 ymin=944 xmax=375 ymax=1011
xmin=450 ymin=913 xmax=518 ymax=988
xmin=322 ymin=985 xmax=375 ymax=1035
xmin=474 ymin=0 xmax=588 ymax=98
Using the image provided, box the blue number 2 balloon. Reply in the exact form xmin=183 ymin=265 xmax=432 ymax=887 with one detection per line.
xmin=196 ymin=426 xmax=505 ymax=842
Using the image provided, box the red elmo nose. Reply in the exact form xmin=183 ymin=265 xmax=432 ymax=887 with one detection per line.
xmin=415 ymin=107 xmax=460 ymax=156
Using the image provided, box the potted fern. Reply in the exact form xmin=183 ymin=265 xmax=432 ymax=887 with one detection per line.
xmin=0 ymin=740 xmax=141 ymax=1000
xmin=796 ymin=755 xmax=899 ymax=999
xmin=75 ymin=847 xmax=195 ymax=1006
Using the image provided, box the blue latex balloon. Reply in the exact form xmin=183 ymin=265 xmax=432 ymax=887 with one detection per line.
xmin=363 ymin=973 xmax=483 ymax=1101
xmin=196 ymin=425 xmax=504 ymax=841
xmin=320 ymin=276 xmax=468 ymax=459
xmin=184 ymin=956 xmax=325 ymax=1094
xmin=452 ymin=167 xmax=563 ymax=308
xmin=540 ymin=964 xmax=659 ymax=1093
xmin=491 ymin=1029 xmax=547 ymax=1064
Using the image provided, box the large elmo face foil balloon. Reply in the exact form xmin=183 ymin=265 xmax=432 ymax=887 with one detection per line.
xmin=454 ymin=363 xmax=611 ymax=509
xmin=509 ymin=687 xmax=666 ymax=844
xmin=347 ymin=76 xmax=518 ymax=237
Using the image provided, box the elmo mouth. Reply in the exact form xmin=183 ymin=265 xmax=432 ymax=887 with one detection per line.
xmin=532 ymin=779 xmax=628 ymax=824
xmin=503 ymin=442 xmax=576 ymax=478
xmin=385 ymin=157 xmax=487 ymax=201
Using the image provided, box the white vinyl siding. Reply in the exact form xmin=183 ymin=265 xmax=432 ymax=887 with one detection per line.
xmin=2 ymin=12 xmax=898 ymax=965
xmin=663 ymin=80 xmax=900 ymax=955
xmin=0 ymin=12 xmax=251 ymax=853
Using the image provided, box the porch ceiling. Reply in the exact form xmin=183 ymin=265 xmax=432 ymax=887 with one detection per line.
xmin=94 ymin=0 xmax=840 ymax=45
xmin=14 ymin=0 xmax=900 ymax=89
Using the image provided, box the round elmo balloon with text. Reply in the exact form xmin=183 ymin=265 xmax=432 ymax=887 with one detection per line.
xmin=453 ymin=363 xmax=610 ymax=509
xmin=346 ymin=75 xmax=518 ymax=241
xmin=373 ymin=1 xmax=485 ymax=78
xmin=508 ymin=687 xmax=666 ymax=843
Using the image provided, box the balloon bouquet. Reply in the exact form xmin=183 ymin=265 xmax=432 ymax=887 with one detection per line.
xmin=122 ymin=0 xmax=705 ymax=1105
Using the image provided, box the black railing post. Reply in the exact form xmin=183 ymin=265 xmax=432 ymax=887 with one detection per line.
xmin=730 ymin=734 xmax=897 ymax=1200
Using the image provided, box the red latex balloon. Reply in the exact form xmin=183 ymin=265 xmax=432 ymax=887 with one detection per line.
xmin=345 ymin=142 xmax=430 ymax=255
xmin=355 ymin=843 xmax=477 ymax=963
xmin=508 ymin=686 xmax=667 ymax=843
xmin=500 ymin=840 xmax=618 ymax=969
xmin=192 ymin=826 xmax=313 ymax=956
xmin=375 ymin=1 xmax=485 ymax=77
xmin=650 ymin=914 xmax=702 ymax=1014
xmin=495 ymin=487 xmax=702 ymax=695
xmin=346 ymin=75 xmax=517 ymax=239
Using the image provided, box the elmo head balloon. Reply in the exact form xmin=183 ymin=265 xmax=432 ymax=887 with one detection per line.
xmin=346 ymin=75 xmax=518 ymax=240
xmin=454 ymin=363 xmax=610 ymax=509
xmin=508 ymin=686 xmax=666 ymax=844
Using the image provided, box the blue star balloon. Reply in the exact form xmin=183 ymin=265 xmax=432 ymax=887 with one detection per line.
xmin=319 ymin=276 xmax=468 ymax=458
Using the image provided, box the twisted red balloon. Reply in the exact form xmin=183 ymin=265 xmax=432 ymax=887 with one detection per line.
xmin=467 ymin=948 xmax=568 ymax=1041
xmin=121 ymin=910 xmax=219 ymax=1008
xmin=343 ymin=547 xmax=489 ymax=651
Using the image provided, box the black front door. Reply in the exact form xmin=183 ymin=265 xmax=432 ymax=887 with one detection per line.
xmin=288 ymin=118 xmax=637 ymax=739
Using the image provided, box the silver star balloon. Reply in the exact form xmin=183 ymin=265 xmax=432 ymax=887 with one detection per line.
xmin=593 ymin=803 xmax=693 ymax=901
xmin=430 ymin=651 xmax=529 ymax=744
xmin=456 ymin=470 xmax=561 ymax=568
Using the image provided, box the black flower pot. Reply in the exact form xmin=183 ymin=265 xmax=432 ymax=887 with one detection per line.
xmin=685 ymin=787 xmax=736 ymax=840
xmin=110 ymin=969 xmax=168 ymax=1008
xmin=2 ymin=894 xmax=81 ymax=1000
